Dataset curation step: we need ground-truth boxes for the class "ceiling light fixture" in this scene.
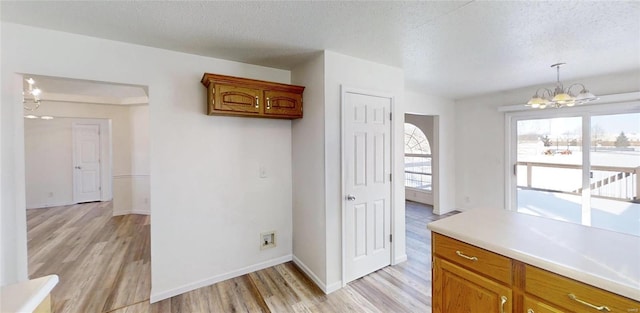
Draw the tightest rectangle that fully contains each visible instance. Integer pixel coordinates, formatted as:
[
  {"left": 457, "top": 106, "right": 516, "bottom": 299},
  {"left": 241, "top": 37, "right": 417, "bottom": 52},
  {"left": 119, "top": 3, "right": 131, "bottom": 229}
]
[
  {"left": 526, "top": 63, "right": 597, "bottom": 109},
  {"left": 23, "top": 77, "right": 43, "bottom": 111},
  {"left": 23, "top": 114, "right": 55, "bottom": 120}
]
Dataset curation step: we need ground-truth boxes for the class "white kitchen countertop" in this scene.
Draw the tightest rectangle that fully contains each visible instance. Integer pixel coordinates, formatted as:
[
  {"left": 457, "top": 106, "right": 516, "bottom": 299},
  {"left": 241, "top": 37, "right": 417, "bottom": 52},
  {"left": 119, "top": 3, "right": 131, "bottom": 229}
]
[
  {"left": 0, "top": 275, "right": 58, "bottom": 313},
  {"left": 427, "top": 209, "right": 640, "bottom": 301}
]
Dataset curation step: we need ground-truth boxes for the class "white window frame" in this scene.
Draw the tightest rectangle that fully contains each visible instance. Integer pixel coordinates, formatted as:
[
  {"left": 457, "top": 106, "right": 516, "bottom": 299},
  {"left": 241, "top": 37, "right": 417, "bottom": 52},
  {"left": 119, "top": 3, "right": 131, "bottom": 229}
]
[
  {"left": 504, "top": 99, "right": 640, "bottom": 222},
  {"left": 404, "top": 123, "right": 432, "bottom": 192}
]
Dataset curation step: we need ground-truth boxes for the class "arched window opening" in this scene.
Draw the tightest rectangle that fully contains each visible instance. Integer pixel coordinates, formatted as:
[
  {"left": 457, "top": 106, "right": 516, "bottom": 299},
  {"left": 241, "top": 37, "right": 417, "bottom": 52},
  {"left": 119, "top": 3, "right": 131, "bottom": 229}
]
[{"left": 404, "top": 123, "right": 432, "bottom": 191}]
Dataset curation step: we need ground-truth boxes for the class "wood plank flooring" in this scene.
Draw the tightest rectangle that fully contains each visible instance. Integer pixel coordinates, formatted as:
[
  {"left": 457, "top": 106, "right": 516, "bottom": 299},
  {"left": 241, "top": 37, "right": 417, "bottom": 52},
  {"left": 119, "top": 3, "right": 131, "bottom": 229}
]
[
  {"left": 27, "top": 202, "right": 151, "bottom": 313},
  {"left": 27, "top": 200, "right": 458, "bottom": 312}
]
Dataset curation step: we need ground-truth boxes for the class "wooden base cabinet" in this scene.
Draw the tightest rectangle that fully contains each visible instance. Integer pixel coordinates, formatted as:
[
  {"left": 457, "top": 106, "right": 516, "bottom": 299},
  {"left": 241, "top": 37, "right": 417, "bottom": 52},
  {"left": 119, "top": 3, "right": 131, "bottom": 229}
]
[
  {"left": 433, "top": 257, "right": 512, "bottom": 313},
  {"left": 201, "top": 73, "right": 304, "bottom": 119},
  {"left": 432, "top": 233, "right": 512, "bottom": 313},
  {"left": 432, "top": 233, "right": 640, "bottom": 313}
]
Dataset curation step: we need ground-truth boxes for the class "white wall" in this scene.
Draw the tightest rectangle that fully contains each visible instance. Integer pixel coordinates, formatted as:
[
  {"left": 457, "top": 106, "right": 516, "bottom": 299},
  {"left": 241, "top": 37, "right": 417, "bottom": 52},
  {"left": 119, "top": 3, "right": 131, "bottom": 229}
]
[
  {"left": 405, "top": 90, "right": 457, "bottom": 214},
  {"left": 131, "top": 105, "right": 150, "bottom": 214},
  {"left": 22, "top": 100, "right": 150, "bottom": 215},
  {"left": 290, "top": 53, "right": 327, "bottom": 290},
  {"left": 454, "top": 70, "right": 640, "bottom": 211},
  {"left": 24, "top": 117, "right": 111, "bottom": 208},
  {"left": 114, "top": 105, "right": 151, "bottom": 215},
  {"left": 324, "top": 51, "right": 406, "bottom": 288},
  {"left": 404, "top": 114, "right": 435, "bottom": 206},
  {"left": 25, "top": 118, "right": 75, "bottom": 208},
  {"left": 1, "top": 23, "right": 293, "bottom": 301}
]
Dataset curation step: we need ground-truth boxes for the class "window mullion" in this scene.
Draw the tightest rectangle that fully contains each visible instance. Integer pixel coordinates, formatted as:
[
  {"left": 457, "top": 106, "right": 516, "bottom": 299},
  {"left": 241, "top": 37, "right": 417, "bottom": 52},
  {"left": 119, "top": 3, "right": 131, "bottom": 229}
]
[{"left": 581, "top": 114, "right": 591, "bottom": 226}]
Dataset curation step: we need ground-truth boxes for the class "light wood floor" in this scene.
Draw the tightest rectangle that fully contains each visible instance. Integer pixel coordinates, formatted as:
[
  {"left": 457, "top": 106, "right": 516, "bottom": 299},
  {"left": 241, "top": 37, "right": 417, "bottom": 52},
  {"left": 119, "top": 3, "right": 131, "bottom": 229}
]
[
  {"left": 27, "top": 201, "right": 457, "bottom": 312},
  {"left": 27, "top": 201, "right": 151, "bottom": 313}
]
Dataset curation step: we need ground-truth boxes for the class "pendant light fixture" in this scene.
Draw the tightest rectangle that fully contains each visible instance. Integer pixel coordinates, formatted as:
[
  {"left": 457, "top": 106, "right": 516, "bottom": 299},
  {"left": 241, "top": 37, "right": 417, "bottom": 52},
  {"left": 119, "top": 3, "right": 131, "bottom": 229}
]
[
  {"left": 526, "top": 63, "right": 598, "bottom": 109},
  {"left": 23, "top": 77, "right": 43, "bottom": 111}
]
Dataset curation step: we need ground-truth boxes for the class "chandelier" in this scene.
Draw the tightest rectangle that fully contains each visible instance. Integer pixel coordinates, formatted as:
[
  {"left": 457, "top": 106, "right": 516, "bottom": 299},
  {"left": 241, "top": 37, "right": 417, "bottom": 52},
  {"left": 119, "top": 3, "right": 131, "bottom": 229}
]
[
  {"left": 526, "top": 63, "right": 597, "bottom": 109},
  {"left": 23, "top": 77, "right": 42, "bottom": 111}
]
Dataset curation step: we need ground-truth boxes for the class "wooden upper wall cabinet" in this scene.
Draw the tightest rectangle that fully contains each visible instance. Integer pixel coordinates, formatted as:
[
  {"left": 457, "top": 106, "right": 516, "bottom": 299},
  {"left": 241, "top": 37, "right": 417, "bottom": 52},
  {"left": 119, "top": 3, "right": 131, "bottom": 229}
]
[{"left": 201, "top": 73, "right": 304, "bottom": 119}]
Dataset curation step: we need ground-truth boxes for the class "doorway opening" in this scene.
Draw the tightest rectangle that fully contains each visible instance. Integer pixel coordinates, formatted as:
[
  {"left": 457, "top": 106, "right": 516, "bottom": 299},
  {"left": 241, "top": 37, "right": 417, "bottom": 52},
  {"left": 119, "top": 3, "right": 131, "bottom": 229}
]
[
  {"left": 22, "top": 74, "right": 152, "bottom": 312},
  {"left": 403, "top": 114, "right": 435, "bottom": 206}
]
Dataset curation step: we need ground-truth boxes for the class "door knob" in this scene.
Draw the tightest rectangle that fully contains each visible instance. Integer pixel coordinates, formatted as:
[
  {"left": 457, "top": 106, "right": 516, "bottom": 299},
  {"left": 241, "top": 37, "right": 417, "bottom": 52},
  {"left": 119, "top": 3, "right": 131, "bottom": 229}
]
[
  {"left": 346, "top": 195, "right": 356, "bottom": 201},
  {"left": 75, "top": 166, "right": 82, "bottom": 169}
]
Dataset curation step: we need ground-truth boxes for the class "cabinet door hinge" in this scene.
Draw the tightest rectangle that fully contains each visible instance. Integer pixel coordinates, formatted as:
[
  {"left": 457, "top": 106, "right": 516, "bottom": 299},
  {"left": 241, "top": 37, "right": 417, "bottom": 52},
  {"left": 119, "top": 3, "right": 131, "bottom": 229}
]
[
  {"left": 390, "top": 173, "right": 392, "bottom": 182},
  {"left": 390, "top": 234, "right": 393, "bottom": 243},
  {"left": 513, "top": 164, "right": 517, "bottom": 176},
  {"left": 389, "top": 112, "right": 392, "bottom": 121}
]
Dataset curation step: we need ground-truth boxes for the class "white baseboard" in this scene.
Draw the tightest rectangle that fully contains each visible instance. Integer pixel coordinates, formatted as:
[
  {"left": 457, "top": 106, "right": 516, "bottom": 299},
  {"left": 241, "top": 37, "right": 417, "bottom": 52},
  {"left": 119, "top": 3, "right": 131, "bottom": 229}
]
[
  {"left": 325, "top": 281, "right": 342, "bottom": 294},
  {"left": 27, "top": 201, "right": 75, "bottom": 209},
  {"left": 113, "top": 208, "right": 151, "bottom": 216},
  {"left": 292, "top": 255, "right": 343, "bottom": 294},
  {"left": 437, "top": 207, "right": 463, "bottom": 215},
  {"left": 292, "top": 255, "right": 326, "bottom": 293},
  {"left": 150, "top": 254, "right": 292, "bottom": 303},
  {"left": 393, "top": 254, "right": 408, "bottom": 265}
]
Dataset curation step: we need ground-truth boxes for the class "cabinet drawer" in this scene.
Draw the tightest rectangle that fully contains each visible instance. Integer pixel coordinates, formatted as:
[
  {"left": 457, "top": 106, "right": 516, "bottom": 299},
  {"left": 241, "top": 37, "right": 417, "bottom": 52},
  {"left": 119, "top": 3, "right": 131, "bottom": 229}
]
[
  {"left": 433, "top": 233, "right": 512, "bottom": 284},
  {"left": 526, "top": 265, "right": 640, "bottom": 313},
  {"left": 524, "top": 296, "right": 566, "bottom": 313}
]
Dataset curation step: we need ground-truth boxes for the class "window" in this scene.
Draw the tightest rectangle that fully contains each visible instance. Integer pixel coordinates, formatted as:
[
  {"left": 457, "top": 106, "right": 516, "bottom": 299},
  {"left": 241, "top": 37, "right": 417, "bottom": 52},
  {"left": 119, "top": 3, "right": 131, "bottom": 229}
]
[
  {"left": 404, "top": 123, "right": 432, "bottom": 191},
  {"left": 510, "top": 109, "right": 640, "bottom": 237}
]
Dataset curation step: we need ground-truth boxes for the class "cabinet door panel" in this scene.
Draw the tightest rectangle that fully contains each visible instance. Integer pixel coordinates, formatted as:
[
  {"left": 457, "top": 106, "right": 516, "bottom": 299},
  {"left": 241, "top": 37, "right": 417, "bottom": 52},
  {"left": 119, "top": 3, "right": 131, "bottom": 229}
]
[
  {"left": 215, "top": 84, "right": 261, "bottom": 114},
  {"left": 434, "top": 257, "right": 512, "bottom": 313},
  {"left": 524, "top": 297, "right": 567, "bottom": 313},
  {"left": 264, "top": 90, "right": 302, "bottom": 118}
]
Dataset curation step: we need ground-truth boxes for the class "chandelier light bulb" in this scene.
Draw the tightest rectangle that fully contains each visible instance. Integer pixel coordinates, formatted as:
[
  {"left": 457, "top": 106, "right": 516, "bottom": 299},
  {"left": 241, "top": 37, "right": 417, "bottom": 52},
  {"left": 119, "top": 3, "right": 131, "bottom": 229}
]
[
  {"left": 525, "top": 63, "right": 597, "bottom": 109},
  {"left": 23, "top": 77, "right": 43, "bottom": 110}
]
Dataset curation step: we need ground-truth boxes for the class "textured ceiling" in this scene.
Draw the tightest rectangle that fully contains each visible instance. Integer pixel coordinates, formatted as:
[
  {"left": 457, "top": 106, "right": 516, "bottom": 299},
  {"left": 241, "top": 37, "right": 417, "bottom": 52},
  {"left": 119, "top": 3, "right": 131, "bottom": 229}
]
[{"left": 2, "top": 1, "right": 639, "bottom": 99}]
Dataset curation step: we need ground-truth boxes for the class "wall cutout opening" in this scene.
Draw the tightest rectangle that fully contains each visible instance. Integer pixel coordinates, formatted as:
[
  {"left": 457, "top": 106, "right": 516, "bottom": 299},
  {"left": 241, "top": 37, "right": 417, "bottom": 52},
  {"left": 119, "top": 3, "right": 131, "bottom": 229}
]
[{"left": 404, "top": 114, "right": 436, "bottom": 206}]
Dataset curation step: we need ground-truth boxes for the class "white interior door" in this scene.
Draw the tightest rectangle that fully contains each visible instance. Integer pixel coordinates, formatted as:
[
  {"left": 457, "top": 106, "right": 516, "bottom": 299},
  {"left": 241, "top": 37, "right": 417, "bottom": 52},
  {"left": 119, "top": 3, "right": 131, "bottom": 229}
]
[
  {"left": 343, "top": 90, "right": 392, "bottom": 284},
  {"left": 73, "top": 122, "right": 102, "bottom": 203}
]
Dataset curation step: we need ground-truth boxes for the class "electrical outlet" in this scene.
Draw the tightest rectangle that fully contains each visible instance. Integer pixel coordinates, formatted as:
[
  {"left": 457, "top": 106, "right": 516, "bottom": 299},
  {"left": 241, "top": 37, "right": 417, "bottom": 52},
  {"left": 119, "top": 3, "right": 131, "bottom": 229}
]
[
  {"left": 259, "top": 165, "right": 267, "bottom": 178},
  {"left": 260, "top": 231, "right": 276, "bottom": 250}
]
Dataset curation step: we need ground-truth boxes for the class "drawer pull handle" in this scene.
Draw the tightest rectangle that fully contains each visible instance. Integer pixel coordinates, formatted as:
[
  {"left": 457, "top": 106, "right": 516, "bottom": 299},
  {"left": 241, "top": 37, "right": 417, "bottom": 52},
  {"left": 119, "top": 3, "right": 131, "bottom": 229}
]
[
  {"left": 255, "top": 96, "right": 259, "bottom": 108},
  {"left": 267, "top": 97, "right": 271, "bottom": 110},
  {"left": 568, "top": 293, "right": 611, "bottom": 312},
  {"left": 500, "top": 296, "right": 507, "bottom": 313},
  {"left": 527, "top": 309, "right": 534, "bottom": 313},
  {"left": 456, "top": 250, "right": 478, "bottom": 261}
]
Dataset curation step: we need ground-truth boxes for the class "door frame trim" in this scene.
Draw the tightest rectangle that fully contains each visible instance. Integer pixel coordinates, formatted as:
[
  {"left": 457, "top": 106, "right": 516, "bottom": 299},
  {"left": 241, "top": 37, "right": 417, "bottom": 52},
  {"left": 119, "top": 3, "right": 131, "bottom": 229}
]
[{"left": 340, "top": 85, "right": 395, "bottom": 288}]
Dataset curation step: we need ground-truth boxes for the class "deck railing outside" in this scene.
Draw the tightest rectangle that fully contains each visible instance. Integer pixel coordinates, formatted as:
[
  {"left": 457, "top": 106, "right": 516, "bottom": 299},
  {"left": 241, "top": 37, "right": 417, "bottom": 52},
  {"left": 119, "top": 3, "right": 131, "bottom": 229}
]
[
  {"left": 405, "top": 153, "right": 432, "bottom": 190},
  {"left": 516, "top": 161, "right": 640, "bottom": 202}
]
